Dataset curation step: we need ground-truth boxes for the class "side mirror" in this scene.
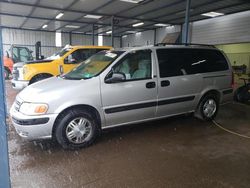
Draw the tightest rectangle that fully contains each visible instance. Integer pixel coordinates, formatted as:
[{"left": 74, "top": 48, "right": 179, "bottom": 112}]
[
  {"left": 105, "top": 72, "right": 126, "bottom": 83},
  {"left": 40, "top": 55, "right": 45, "bottom": 60}
]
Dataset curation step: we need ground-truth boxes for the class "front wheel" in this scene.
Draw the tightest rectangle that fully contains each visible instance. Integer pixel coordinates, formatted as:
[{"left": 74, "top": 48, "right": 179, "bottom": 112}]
[
  {"left": 195, "top": 94, "right": 219, "bottom": 121},
  {"left": 55, "top": 109, "right": 99, "bottom": 149},
  {"left": 4, "top": 68, "right": 10, "bottom": 80}
]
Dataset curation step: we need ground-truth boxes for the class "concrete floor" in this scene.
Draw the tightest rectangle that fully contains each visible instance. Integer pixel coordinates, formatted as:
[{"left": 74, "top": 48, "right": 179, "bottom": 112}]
[{"left": 6, "top": 81, "right": 250, "bottom": 188}]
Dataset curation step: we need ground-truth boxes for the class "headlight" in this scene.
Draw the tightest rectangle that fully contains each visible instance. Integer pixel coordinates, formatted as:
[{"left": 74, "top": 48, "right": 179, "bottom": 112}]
[{"left": 19, "top": 102, "right": 48, "bottom": 116}]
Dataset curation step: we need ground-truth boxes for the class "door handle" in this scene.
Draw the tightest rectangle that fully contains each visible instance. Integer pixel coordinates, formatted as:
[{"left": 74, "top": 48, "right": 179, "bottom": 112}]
[
  {"left": 161, "top": 80, "right": 170, "bottom": 87},
  {"left": 146, "top": 82, "right": 156, "bottom": 89}
]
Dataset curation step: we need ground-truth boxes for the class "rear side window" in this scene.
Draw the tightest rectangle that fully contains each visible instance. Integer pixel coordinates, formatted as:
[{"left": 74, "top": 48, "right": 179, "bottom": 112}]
[{"left": 156, "top": 49, "right": 228, "bottom": 78}]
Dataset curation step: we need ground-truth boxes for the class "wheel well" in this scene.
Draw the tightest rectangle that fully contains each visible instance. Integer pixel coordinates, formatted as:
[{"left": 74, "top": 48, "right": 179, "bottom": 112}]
[
  {"left": 4, "top": 66, "right": 10, "bottom": 73},
  {"left": 199, "top": 90, "right": 221, "bottom": 105},
  {"left": 52, "top": 105, "right": 101, "bottom": 140},
  {"left": 29, "top": 73, "right": 53, "bottom": 84}
]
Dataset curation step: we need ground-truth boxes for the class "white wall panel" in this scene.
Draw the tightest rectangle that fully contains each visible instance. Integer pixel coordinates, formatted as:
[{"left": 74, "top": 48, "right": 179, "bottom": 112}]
[
  {"left": 122, "top": 25, "right": 181, "bottom": 47},
  {"left": 191, "top": 11, "right": 250, "bottom": 44},
  {"left": 103, "top": 36, "right": 121, "bottom": 48}
]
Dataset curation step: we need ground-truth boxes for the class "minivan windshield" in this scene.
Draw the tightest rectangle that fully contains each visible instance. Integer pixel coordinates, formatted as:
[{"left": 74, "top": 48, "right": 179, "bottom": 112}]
[{"left": 63, "top": 50, "right": 124, "bottom": 80}]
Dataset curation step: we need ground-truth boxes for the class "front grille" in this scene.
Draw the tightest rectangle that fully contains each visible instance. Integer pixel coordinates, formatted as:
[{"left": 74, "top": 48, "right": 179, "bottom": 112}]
[{"left": 12, "top": 68, "right": 19, "bottom": 80}]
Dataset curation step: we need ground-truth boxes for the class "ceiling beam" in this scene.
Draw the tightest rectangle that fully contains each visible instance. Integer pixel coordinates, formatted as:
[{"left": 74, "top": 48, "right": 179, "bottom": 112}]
[
  {"left": 20, "top": 0, "right": 41, "bottom": 28},
  {"left": 165, "top": 1, "right": 250, "bottom": 23},
  {"left": 70, "top": 0, "right": 116, "bottom": 32},
  {"left": 0, "top": 12, "right": 155, "bottom": 31},
  {"left": 0, "top": 0, "right": 169, "bottom": 24}
]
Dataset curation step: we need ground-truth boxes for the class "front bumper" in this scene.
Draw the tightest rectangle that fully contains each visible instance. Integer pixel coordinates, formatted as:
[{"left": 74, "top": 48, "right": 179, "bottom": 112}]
[
  {"left": 10, "top": 105, "right": 58, "bottom": 140},
  {"left": 11, "top": 80, "right": 29, "bottom": 90}
]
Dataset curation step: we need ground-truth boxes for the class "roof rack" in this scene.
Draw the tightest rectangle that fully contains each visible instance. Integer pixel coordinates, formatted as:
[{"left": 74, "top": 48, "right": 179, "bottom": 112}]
[{"left": 155, "top": 43, "right": 216, "bottom": 48}]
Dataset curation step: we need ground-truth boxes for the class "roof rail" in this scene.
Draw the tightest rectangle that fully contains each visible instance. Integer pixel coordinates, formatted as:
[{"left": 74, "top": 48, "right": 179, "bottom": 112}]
[{"left": 155, "top": 43, "right": 216, "bottom": 48}]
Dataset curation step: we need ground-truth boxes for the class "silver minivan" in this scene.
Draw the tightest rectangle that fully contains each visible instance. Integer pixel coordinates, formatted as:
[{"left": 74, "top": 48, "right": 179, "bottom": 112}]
[{"left": 10, "top": 45, "right": 234, "bottom": 149}]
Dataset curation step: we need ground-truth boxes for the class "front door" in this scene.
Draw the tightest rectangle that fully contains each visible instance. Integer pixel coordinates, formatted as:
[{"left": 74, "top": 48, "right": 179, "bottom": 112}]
[{"left": 101, "top": 49, "right": 158, "bottom": 127}]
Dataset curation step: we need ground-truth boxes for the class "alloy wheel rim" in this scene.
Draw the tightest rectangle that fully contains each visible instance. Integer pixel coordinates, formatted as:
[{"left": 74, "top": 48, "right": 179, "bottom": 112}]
[
  {"left": 203, "top": 99, "right": 217, "bottom": 118},
  {"left": 66, "top": 117, "right": 92, "bottom": 144}
]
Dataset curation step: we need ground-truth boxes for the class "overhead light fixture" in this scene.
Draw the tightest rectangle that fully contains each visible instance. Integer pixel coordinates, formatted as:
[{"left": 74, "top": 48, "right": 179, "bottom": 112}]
[
  {"left": 106, "top": 30, "right": 112, "bottom": 34},
  {"left": 201, "top": 11, "right": 224, "bottom": 17},
  {"left": 126, "top": 31, "right": 136, "bottom": 34},
  {"left": 120, "top": 0, "right": 145, "bottom": 3},
  {"left": 154, "top": 23, "right": 169, "bottom": 27},
  {"left": 132, "top": 22, "right": 144, "bottom": 27},
  {"left": 122, "top": 35, "right": 127, "bottom": 38},
  {"left": 84, "top": 14, "right": 102, "bottom": 19},
  {"left": 56, "top": 12, "right": 64, "bottom": 19},
  {"left": 42, "top": 24, "right": 48, "bottom": 29},
  {"left": 136, "top": 32, "right": 141, "bottom": 35},
  {"left": 65, "top": 25, "right": 80, "bottom": 29}
]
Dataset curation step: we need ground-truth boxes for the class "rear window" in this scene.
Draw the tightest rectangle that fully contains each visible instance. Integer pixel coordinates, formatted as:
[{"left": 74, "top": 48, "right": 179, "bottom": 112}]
[{"left": 156, "top": 48, "right": 229, "bottom": 78}]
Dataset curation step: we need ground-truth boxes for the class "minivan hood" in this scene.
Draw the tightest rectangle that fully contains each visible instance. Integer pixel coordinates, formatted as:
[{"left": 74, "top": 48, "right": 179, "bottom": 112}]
[{"left": 18, "top": 77, "right": 95, "bottom": 103}]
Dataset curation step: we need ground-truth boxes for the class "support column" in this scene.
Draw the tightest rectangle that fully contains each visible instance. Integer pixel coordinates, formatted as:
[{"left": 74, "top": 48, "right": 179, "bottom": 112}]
[
  {"left": 111, "top": 16, "right": 114, "bottom": 47},
  {"left": 69, "top": 32, "right": 72, "bottom": 45},
  {"left": 0, "top": 26, "right": 11, "bottom": 188},
  {"left": 182, "top": 0, "right": 191, "bottom": 44},
  {"left": 92, "top": 24, "right": 95, "bottom": 45},
  {"left": 154, "top": 28, "right": 157, "bottom": 45}
]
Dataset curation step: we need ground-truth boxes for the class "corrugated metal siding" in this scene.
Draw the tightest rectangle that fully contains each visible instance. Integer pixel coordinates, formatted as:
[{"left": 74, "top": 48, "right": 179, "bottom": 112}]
[
  {"left": 191, "top": 11, "right": 250, "bottom": 44},
  {"left": 122, "top": 25, "right": 181, "bottom": 47},
  {"left": 2, "top": 28, "right": 119, "bottom": 58},
  {"left": 103, "top": 36, "right": 120, "bottom": 48}
]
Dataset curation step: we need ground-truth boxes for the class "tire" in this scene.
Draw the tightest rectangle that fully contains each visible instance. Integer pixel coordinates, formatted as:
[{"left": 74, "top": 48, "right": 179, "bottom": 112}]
[
  {"left": 29, "top": 74, "right": 52, "bottom": 85},
  {"left": 4, "top": 67, "right": 10, "bottom": 80},
  {"left": 195, "top": 94, "right": 219, "bottom": 121},
  {"left": 234, "top": 86, "right": 250, "bottom": 103},
  {"left": 55, "top": 109, "right": 99, "bottom": 149}
]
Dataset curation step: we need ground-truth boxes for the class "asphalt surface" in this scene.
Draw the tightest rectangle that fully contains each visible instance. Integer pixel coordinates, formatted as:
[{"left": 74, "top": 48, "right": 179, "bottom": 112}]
[{"left": 6, "top": 81, "right": 250, "bottom": 188}]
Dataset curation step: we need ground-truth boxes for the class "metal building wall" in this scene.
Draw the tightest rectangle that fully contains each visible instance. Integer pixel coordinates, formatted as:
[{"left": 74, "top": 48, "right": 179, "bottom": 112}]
[
  {"left": 2, "top": 28, "right": 120, "bottom": 59},
  {"left": 103, "top": 36, "right": 121, "bottom": 48},
  {"left": 2, "top": 28, "right": 62, "bottom": 58},
  {"left": 121, "top": 25, "right": 181, "bottom": 47},
  {"left": 191, "top": 11, "right": 250, "bottom": 44}
]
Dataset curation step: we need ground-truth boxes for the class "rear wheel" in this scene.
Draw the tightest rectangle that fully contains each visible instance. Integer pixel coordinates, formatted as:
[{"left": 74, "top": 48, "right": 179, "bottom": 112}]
[
  {"left": 195, "top": 94, "right": 219, "bottom": 121},
  {"left": 55, "top": 109, "right": 99, "bottom": 149}
]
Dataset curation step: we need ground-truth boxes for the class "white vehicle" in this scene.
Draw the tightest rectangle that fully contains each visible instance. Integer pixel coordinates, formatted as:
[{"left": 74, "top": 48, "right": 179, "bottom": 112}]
[{"left": 10, "top": 44, "right": 234, "bottom": 149}]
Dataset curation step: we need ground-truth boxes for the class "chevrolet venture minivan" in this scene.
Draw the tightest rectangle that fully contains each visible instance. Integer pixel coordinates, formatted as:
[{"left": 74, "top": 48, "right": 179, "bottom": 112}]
[{"left": 10, "top": 44, "right": 234, "bottom": 149}]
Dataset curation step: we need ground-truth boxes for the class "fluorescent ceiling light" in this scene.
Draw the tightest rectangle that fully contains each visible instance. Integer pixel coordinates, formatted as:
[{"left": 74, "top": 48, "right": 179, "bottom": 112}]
[
  {"left": 122, "top": 35, "right": 127, "bottom": 38},
  {"left": 106, "top": 30, "right": 112, "bottom": 34},
  {"left": 136, "top": 32, "right": 141, "bottom": 35},
  {"left": 42, "top": 24, "right": 48, "bottom": 29},
  {"left": 84, "top": 14, "right": 102, "bottom": 19},
  {"left": 126, "top": 31, "right": 137, "bottom": 33},
  {"left": 154, "top": 23, "right": 169, "bottom": 27},
  {"left": 56, "top": 12, "right": 64, "bottom": 19},
  {"left": 201, "top": 11, "right": 224, "bottom": 17},
  {"left": 65, "top": 25, "right": 80, "bottom": 29},
  {"left": 132, "top": 22, "right": 144, "bottom": 27},
  {"left": 120, "top": 0, "right": 145, "bottom": 3}
]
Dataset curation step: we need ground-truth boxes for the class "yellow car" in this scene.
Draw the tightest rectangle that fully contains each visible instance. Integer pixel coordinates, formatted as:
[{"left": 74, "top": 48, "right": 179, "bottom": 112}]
[{"left": 12, "top": 45, "right": 111, "bottom": 89}]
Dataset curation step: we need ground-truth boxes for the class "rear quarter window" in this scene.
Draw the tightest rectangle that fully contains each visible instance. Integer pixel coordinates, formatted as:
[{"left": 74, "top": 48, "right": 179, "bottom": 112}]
[{"left": 156, "top": 48, "right": 229, "bottom": 78}]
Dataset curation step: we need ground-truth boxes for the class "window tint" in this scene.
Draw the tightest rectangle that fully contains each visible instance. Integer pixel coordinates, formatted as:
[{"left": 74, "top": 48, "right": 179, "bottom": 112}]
[
  {"left": 113, "top": 50, "right": 152, "bottom": 80},
  {"left": 70, "top": 49, "right": 104, "bottom": 63},
  {"left": 156, "top": 49, "right": 228, "bottom": 78}
]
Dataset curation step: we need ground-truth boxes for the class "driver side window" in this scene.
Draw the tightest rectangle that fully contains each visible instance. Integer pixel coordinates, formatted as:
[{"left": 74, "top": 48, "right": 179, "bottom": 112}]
[{"left": 113, "top": 50, "right": 152, "bottom": 81}]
